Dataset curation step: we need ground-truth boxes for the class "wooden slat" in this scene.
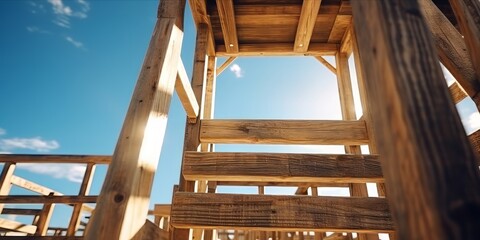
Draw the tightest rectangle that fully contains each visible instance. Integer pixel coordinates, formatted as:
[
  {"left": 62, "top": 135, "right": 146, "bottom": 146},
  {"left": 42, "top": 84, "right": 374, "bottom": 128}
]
[
  {"left": 200, "top": 120, "right": 369, "bottom": 145},
  {"left": 216, "top": 57, "right": 236, "bottom": 76},
  {"left": 0, "top": 218, "right": 37, "bottom": 234},
  {"left": 216, "top": 0, "right": 239, "bottom": 53},
  {"left": 314, "top": 56, "right": 336, "bottom": 74},
  {"left": 352, "top": 1, "right": 480, "bottom": 239},
  {"left": 0, "top": 154, "right": 111, "bottom": 164},
  {"left": 183, "top": 152, "right": 382, "bottom": 183},
  {"left": 449, "top": 81, "right": 469, "bottom": 104},
  {"left": 216, "top": 43, "right": 338, "bottom": 56},
  {"left": 0, "top": 195, "right": 97, "bottom": 204},
  {"left": 10, "top": 176, "right": 61, "bottom": 196},
  {"left": 420, "top": 0, "right": 480, "bottom": 107},
  {"left": 1, "top": 208, "right": 41, "bottom": 215},
  {"left": 176, "top": 59, "right": 200, "bottom": 122},
  {"left": 171, "top": 193, "right": 393, "bottom": 232},
  {"left": 148, "top": 204, "right": 171, "bottom": 217},
  {"left": 217, "top": 181, "right": 350, "bottom": 188},
  {"left": 294, "top": 0, "right": 322, "bottom": 52},
  {"left": 85, "top": 1, "right": 185, "bottom": 239},
  {"left": 67, "top": 163, "right": 96, "bottom": 236}
]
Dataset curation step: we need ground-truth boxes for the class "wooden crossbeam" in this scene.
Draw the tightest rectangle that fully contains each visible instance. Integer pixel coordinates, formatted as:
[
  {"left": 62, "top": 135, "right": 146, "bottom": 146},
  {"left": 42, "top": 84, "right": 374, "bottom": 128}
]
[
  {"left": 0, "top": 154, "right": 111, "bottom": 164},
  {"left": 216, "top": 0, "right": 239, "bottom": 53},
  {"left": 183, "top": 152, "right": 382, "bottom": 183},
  {"left": 294, "top": 0, "right": 322, "bottom": 52},
  {"left": 176, "top": 59, "right": 199, "bottom": 122},
  {"left": 148, "top": 204, "right": 171, "bottom": 217},
  {"left": 171, "top": 193, "right": 394, "bottom": 232},
  {"left": 0, "top": 218, "right": 37, "bottom": 235},
  {"left": 0, "top": 196, "right": 97, "bottom": 204},
  {"left": 10, "top": 176, "right": 61, "bottom": 196},
  {"left": 216, "top": 43, "right": 338, "bottom": 56},
  {"left": 1, "top": 208, "right": 41, "bottom": 216},
  {"left": 217, "top": 181, "right": 350, "bottom": 188},
  {"left": 314, "top": 56, "right": 336, "bottom": 74},
  {"left": 200, "top": 120, "right": 369, "bottom": 145},
  {"left": 216, "top": 57, "right": 237, "bottom": 76}
]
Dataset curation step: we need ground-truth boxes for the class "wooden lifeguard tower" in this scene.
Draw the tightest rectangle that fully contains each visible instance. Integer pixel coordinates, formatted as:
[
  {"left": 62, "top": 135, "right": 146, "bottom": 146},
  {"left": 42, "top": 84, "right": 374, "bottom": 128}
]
[{"left": 1, "top": 0, "right": 479, "bottom": 239}]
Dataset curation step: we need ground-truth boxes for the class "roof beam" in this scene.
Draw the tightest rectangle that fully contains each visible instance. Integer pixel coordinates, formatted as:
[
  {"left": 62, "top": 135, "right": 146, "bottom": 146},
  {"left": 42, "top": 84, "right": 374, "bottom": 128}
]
[
  {"left": 0, "top": 154, "right": 111, "bottom": 164},
  {"left": 294, "top": 0, "right": 322, "bottom": 52},
  {"left": 216, "top": 0, "right": 239, "bottom": 53},
  {"left": 216, "top": 43, "right": 338, "bottom": 56}
]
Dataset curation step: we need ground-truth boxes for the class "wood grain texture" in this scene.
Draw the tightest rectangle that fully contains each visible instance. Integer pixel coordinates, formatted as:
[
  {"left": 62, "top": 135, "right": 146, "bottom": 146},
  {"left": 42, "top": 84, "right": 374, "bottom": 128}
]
[
  {"left": 352, "top": 1, "right": 480, "bottom": 239},
  {"left": 188, "top": 0, "right": 215, "bottom": 56},
  {"left": 176, "top": 59, "right": 199, "bottom": 122},
  {"left": 420, "top": 0, "right": 480, "bottom": 107},
  {"left": 0, "top": 154, "right": 111, "bottom": 164},
  {"left": 216, "top": 43, "right": 338, "bottom": 56},
  {"left": 10, "top": 175, "right": 61, "bottom": 196},
  {"left": 216, "top": 0, "right": 239, "bottom": 53},
  {"left": 449, "top": 81, "right": 469, "bottom": 104},
  {"left": 0, "top": 195, "right": 97, "bottom": 204},
  {"left": 183, "top": 152, "right": 383, "bottom": 183},
  {"left": 132, "top": 220, "right": 168, "bottom": 240},
  {"left": 200, "top": 120, "right": 369, "bottom": 145},
  {"left": 67, "top": 163, "right": 95, "bottom": 236},
  {"left": 0, "top": 218, "right": 37, "bottom": 235},
  {"left": 85, "top": 1, "right": 185, "bottom": 239},
  {"left": 171, "top": 193, "right": 394, "bottom": 232},
  {"left": 294, "top": 0, "right": 322, "bottom": 52}
]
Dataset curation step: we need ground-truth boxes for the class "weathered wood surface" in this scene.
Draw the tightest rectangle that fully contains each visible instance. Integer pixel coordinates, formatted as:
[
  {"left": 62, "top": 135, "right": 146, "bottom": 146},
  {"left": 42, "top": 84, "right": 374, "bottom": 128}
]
[
  {"left": 0, "top": 218, "right": 37, "bottom": 234},
  {"left": 171, "top": 193, "right": 393, "bottom": 232},
  {"left": 188, "top": 0, "right": 215, "bottom": 56},
  {"left": 132, "top": 220, "right": 169, "bottom": 240},
  {"left": 200, "top": 120, "right": 369, "bottom": 145},
  {"left": 2, "top": 208, "right": 41, "bottom": 215},
  {"left": 85, "top": 1, "right": 185, "bottom": 239},
  {"left": 420, "top": 0, "right": 480, "bottom": 106},
  {"left": 449, "top": 81, "right": 469, "bottom": 104},
  {"left": 352, "top": 1, "right": 480, "bottom": 239},
  {"left": 216, "top": 43, "right": 338, "bottom": 56},
  {"left": 183, "top": 152, "right": 382, "bottom": 183},
  {"left": 11, "top": 176, "right": 61, "bottom": 196},
  {"left": 0, "top": 195, "right": 97, "bottom": 204},
  {"left": 176, "top": 59, "right": 199, "bottom": 122},
  {"left": 67, "top": 163, "right": 95, "bottom": 236},
  {"left": 216, "top": 0, "right": 239, "bottom": 53},
  {"left": 294, "top": 0, "right": 322, "bottom": 52},
  {"left": 0, "top": 154, "right": 111, "bottom": 164}
]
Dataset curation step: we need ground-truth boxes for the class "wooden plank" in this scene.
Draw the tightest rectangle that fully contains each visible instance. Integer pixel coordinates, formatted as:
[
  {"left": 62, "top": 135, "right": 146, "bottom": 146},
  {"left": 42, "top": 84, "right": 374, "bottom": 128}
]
[
  {"left": 200, "top": 120, "right": 369, "bottom": 145},
  {"left": 85, "top": 1, "right": 185, "bottom": 239},
  {"left": 449, "top": 81, "right": 469, "bottom": 104},
  {"left": 0, "top": 218, "right": 37, "bottom": 235},
  {"left": 294, "top": 0, "right": 322, "bottom": 52},
  {"left": 216, "top": 57, "right": 236, "bottom": 76},
  {"left": 2, "top": 208, "right": 41, "bottom": 215},
  {"left": 448, "top": 0, "right": 480, "bottom": 88},
  {"left": 176, "top": 59, "right": 200, "bottom": 122},
  {"left": 148, "top": 204, "right": 171, "bottom": 217},
  {"left": 0, "top": 237, "right": 83, "bottom": 240},
  {"left": 67, "top": 163, "right": 95, "bottom": 236},
  {"left": 171, "top": 193, "right": 393, "bottom": 232},
  {"left": 314, "top": 56, "right": 336, "bottom": 75},
  {"left": 217, "top": 181, "right": 350, "bottom": 188},
  {"left": 35, "top": 200, "right": 55, "bottom": 235},
  {"left": 0, "top": 196, "right": 97, "bottom": 204},
  {"left": 339, "top": 25, "right": 353, "bottom": 54},
  {"left": 328, "top": 15, "right": 352, "bottom": 44},
  {"left": 10, "top": 176, "right": 61, "bottom": 196},
  {"left": 0, "top": 163, "right": 15, "bottom": 213},
  {"left": 0, "top": 154, "right": 111, "bottom": 164},
  {"left": 216, "top": 0, "right": 239, "bottom": 53},
  {"left": 183, "top": 152, "right": 382, "bottom": 183},
  {"left": 216, "top": 43, "right": 338, "bottom": 56},
  {"left": 420, "top": 0, "right": 480, "bottom": 107},
  {"left": 132, "top": 220, "right": 168, "bottom": 240},
  {"left": 352, "top": 1, "right": 480, "bottom": 239},
  {"left": 188, "top": 0, "right": 215, "bottom": 56}
]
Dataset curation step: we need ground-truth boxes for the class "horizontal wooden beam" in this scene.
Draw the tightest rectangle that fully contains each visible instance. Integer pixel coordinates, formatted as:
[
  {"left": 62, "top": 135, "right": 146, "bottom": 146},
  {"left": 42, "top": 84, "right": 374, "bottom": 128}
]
[
  {"left": 1, "top": 208, "right": 41, "bottom": 215},
  {"left": 200, "top": 120, "right": 369, "bottom": 145},
  {"left": 11, "top": 175, "right": 62, "bottom": 196},
  {"left": 0, "top": 218, "right": 37, "bottom": 234},
  {"left": 0, "top": 154, "right": 111, "bottom": 164},
  {"left": 216, "top": 43, "right": 338, "bottom": 56},
  {"left": 176, "top": 59, "right": 200, "bottom": 122},
  {"left": 183, "top": 152, "right": 382, "bottom": 183},
  {"left": 216, "top": 181, "right": 350, "bottom": 188},
  {"left": 0, "top": 195, "right": 97, "bottom": 204},
  {"left": 171, "top": 193, "right": 393, "bottom": 232},
  {"left": 148, "top": 204, "right": 171, "bottom": 216}
]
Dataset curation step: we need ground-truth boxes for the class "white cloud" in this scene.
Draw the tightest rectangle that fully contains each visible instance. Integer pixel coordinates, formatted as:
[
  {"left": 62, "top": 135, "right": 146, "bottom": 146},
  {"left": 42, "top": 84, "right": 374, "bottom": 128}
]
[
  {"left": 65, "top": 36, "right": 84, "bottom": 48},
  {"left": 18, "top": 163, "right": 86, "bottom": 183},
  {"left": 462, "top": 112, "right": 480, "bottom": 134},
  {"left": 0, "top": 152, "right": 12, "bottom": 154},
  {"left": 0, "top": 128, "right": 5, "bottom": 136},
  {"left": 26, "top": 26, "right": 50, "bottom": 34},
  {"left": 47, "top": 0, "right": 90, "bottom": 28},
  {"left": 0, "top": 137, "right": 59, "bottom": 152},
  {"left": 229, "top": 64, "right": 243, "bottom": 78}
]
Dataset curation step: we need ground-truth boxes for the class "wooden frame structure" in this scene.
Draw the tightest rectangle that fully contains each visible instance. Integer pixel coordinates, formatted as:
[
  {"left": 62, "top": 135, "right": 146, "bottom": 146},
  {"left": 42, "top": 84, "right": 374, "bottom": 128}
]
[{"left": 1, "top": 0, "right": 479, "bottom": 239}]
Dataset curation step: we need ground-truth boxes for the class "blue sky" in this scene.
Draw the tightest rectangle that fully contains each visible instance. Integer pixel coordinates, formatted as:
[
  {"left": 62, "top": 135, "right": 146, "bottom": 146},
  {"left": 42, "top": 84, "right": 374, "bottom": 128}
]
[{"left": 0, "top": 0, "right": 479, "bottom": 236}]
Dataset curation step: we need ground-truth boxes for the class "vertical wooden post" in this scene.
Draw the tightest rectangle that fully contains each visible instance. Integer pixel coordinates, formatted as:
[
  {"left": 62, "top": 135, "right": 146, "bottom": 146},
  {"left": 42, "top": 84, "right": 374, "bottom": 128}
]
[
  {"left": 0, "top": 163, "right": 16, "bottom": 214},
  {"left": 67, "top": 163, "right": 95, "bottom": 236},
  {"left": 35, "top": 193, "right": 55, "bottom": 236},
  {"left": 352, "top": 1, "right": 480, "bottom": 239},
  {"left": 448, "top": 0, "right": 480, "bottom": 82},
  {"left": 85, "top": 1, "right": 185, "bottom": 239},
  {"left": 173, "top": 23, "right": 210, "bottom": 240}
]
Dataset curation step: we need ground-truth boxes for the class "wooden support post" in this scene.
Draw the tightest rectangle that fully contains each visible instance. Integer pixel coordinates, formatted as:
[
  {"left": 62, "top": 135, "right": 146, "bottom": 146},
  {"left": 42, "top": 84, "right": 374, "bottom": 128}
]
[
  {"left": 67, "top": 163, "right": 95, "bottom": 236},
  {"left": 84, "top": 1, "right": 185, "bottom": 239},
  {"left": 0, "top": 163, "right": 15, "bottom": 213},
  {"left": 448, "top": 0, "right": 480, "bottom": 86},
  {"left": 173, "top": 23, "right": 210, "bottom": 240},
  {"left": 35, "top": 193, "right": 55, "bottom": 236},
  {"left": 352, "top": 1, "right": 480, "bottom": 239}
]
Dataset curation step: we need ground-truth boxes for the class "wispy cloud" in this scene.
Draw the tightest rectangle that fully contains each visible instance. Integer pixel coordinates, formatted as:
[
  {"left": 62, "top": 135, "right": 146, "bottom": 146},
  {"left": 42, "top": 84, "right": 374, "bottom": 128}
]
[
  {"left": 65, "top": 36, "right": 84, "bottom": 48},
  {"left": 29, "top": 1, "right": 46, "bottom": 14},
  {"left": 47, "top": 0, "right": 90, "bottom": 28},
  {"left": 229, "top": 64, "right": 244, "bottom": 78},
  {"left": 0, "top": 137, "right": 59, "bottom": 152},
  {"left": 0, "top": 128, "right": 5, "bottom": 136},
  {"left": 18, "top": 163, "right": 86, "bottom": 183},
  {"left": 26, "top": 26, "right": 50, "bottom": 34}
]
